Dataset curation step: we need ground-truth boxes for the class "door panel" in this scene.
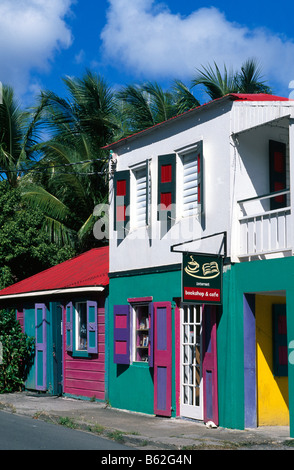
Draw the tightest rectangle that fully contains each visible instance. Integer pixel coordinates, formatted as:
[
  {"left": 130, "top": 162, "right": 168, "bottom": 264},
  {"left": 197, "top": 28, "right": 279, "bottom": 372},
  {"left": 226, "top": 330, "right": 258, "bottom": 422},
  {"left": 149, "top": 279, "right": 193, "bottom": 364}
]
[
  {"left": 180, "top": 304, "right": 203, "bottom": 420},
  {"left": 153, "top": 302, "right": 172, "bottom": 417},
  {"left": 35, "top": 304, "right": 47, "bottom": 391},
  {"left": 202, "top": 305, "right": 218, "bottom": 425}
]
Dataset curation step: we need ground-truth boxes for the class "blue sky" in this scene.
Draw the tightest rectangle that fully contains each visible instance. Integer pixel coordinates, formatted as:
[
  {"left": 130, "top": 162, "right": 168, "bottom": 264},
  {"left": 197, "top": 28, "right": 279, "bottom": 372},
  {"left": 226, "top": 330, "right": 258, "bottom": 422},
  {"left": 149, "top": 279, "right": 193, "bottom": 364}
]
[{"left": 1, "top": 0, "right": 294, "bottom": 106}]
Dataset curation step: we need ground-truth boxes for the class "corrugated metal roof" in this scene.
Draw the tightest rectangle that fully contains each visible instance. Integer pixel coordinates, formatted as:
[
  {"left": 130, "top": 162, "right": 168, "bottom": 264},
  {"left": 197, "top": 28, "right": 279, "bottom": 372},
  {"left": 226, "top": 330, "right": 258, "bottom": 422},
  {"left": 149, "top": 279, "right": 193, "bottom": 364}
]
[
  {"left": 103, "top": 93, "right": 291, "bottom": 151},
  {"left": 0, "top": 246, "right": 109, "bottom": 297}
]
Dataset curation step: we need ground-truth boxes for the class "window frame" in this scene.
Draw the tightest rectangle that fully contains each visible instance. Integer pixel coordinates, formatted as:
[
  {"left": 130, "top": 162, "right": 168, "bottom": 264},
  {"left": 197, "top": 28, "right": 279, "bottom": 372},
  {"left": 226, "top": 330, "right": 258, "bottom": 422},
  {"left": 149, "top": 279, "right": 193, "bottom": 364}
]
[
  {"left": 65, "top": 299, "right": 98, "bottom": 358},
  {"left": 131, "top": 301, "right": 151, "bottom": 364},
  {"left": 130, "top": 160, "right": 151, "bottom": 230},
  {"left": 176, "top": 140, "right": 203, "bottom": 220}
]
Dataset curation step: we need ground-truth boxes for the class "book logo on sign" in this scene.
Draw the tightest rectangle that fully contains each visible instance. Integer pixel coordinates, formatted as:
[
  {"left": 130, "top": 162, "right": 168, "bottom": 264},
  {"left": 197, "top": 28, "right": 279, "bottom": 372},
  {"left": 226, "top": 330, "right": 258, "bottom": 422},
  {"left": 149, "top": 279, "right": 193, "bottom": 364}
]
[{"left": 184, "top": 255, "right": 220, "bottom": 280}]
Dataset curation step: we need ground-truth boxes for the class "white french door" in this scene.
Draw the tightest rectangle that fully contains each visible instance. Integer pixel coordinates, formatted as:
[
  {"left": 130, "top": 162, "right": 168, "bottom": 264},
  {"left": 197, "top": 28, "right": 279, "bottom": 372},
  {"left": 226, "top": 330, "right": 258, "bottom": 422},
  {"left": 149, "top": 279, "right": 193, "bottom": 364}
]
[{"left": 180, "top": 304, "right": 203, "bottom": 420}]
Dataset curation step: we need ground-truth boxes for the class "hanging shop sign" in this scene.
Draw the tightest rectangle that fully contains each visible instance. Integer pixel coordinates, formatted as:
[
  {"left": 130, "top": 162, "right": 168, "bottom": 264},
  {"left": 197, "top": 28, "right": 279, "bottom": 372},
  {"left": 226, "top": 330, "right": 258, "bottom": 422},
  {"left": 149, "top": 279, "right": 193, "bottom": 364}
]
[{"left": 182, "top": 252, "right": 223, "bottom": 305}]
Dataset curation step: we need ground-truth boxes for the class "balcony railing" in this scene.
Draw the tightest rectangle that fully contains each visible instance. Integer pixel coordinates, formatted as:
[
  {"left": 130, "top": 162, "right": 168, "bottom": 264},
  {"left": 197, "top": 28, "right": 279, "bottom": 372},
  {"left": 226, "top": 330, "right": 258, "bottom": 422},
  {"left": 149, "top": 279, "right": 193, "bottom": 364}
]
[{"left": 238, "top": 189, "right": 291, "bottom": 258}]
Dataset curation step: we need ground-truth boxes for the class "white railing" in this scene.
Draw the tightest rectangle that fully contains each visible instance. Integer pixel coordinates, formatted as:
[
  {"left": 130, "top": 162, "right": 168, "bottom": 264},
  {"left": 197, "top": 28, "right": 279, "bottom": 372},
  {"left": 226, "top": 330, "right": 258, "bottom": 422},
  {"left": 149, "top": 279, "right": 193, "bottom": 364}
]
[{"left": 238, "top": 190, "right": 291, "bottom": 257}]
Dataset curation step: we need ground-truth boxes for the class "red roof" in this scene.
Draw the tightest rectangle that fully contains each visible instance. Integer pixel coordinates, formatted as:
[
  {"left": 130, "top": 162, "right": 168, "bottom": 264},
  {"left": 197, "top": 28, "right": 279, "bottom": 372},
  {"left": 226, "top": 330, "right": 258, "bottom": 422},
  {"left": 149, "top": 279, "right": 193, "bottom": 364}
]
[
  {"left": 0, "top": 246, "right": 109, "bottom": 297},
  {"left": 103, "top": 93, "right": 291, "bottom": 150}
]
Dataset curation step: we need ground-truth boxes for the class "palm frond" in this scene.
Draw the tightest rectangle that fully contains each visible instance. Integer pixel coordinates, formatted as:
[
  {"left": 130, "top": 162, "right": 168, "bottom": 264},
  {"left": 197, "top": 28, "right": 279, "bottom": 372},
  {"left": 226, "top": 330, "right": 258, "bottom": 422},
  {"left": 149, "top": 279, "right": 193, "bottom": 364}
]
[
  {"left": 172, "top": 80, "right": 200, "bottom": 114},
  {"left": 192, "top": 62, "right": 237, "bottom": 99}
]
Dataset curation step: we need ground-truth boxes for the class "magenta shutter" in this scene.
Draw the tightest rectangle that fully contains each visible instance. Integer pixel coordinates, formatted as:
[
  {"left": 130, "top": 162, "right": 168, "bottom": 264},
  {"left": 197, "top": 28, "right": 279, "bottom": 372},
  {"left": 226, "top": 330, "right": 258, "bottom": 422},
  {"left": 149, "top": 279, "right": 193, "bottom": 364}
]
[
  {"left": 148, "top": 302, "right": 154, "bottom": 367},
  {"left": 113, "top": 305, "right": 130, "bottom": 364},
  {"left": 202, "top": 305, "right": 219, "bottom": 425},
  {"left": 153, "top": 302, "right": 172, "bottom": 416},
  {"left": 87, "top": 301, "right": 98, "bottom": 354}
]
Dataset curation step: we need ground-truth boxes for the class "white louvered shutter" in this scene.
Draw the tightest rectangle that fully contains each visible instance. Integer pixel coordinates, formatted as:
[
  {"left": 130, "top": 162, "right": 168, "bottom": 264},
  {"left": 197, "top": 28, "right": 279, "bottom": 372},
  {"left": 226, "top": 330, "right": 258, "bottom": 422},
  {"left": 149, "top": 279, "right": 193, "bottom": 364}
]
[
  {"left": 135, "top": 166, "right": 147, "bottom": 227},
  {"left": 183, "top": 153, "right": 198, "bottom": 217}
]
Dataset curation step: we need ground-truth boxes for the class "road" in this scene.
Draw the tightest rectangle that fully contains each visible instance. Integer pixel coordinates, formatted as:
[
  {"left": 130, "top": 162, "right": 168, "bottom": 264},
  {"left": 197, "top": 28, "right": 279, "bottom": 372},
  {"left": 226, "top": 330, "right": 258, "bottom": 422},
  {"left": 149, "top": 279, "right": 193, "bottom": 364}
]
[{"left": 0, "top": 411, "right": 133, "bottom": 450}]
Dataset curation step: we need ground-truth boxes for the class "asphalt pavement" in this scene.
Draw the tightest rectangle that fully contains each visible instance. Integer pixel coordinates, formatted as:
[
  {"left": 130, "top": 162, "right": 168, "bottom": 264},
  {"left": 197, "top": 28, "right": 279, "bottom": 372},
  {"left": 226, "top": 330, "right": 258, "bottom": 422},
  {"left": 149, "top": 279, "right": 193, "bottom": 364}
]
[{"left": 0, "top": 391, "right": 293, "bottom": 450}]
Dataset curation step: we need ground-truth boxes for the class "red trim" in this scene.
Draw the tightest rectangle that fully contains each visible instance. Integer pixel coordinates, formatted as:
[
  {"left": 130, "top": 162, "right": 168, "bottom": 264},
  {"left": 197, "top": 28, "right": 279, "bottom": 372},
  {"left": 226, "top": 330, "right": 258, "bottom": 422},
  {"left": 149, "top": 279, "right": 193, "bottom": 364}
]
[
  {"left": 127, "top": 296, "right": 153, "bottom": 303},
  {"left": 103, "top": 94, "right": 290, "bottom": 151}
]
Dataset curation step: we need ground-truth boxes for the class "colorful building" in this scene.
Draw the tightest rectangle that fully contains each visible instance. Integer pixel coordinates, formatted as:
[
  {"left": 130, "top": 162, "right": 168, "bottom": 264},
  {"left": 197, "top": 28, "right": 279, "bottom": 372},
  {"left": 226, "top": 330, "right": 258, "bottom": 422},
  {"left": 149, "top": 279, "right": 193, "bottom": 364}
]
[
  {"left": 105, "top": 92, "right": 294, "bottom": 435},
  {"left": 0, "top": 247, "right": 108, "bottom": 401}
]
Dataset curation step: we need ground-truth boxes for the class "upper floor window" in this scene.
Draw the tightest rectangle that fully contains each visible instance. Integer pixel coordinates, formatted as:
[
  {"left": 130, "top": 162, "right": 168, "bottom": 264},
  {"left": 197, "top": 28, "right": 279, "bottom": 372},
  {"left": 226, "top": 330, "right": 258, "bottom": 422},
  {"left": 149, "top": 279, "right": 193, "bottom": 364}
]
[
  {"left": 132, "top": 161, "right": 150, "bottom": 229},
  {"left": 75, "top": 301, "right": 87, "bottom": 351},
  {"left": 181, "top": 151, "right": 201, "bottom": 218}
]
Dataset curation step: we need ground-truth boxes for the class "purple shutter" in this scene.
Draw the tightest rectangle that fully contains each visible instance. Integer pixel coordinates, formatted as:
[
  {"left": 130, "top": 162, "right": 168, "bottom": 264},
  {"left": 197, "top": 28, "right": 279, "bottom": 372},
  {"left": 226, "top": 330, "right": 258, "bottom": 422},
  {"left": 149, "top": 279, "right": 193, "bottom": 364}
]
[
  {"left": 148, "top": 302, "right": 154, "bottom": 367},
  {"left": 113, "top": 305, "right": 130, "bottom": 364},
  {"left": 87, "top": 301, "right": 98, "bottom": 354},
  {"left": 203, "top": 305, "right": 219, "bottom": 425},
  {"left": 65, "top": 302, "right": 73, "bottom": 352},
  {"left": 35, "top": 303, "right": 47, "bottom": 391}
]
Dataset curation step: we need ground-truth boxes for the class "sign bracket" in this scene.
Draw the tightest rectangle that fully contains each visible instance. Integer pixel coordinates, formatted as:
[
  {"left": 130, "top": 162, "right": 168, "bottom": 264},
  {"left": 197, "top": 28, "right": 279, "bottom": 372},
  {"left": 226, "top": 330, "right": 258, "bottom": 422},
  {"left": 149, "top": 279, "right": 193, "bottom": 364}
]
[{"left": 170, "top": 231, "right": 227, "bottom": 260}]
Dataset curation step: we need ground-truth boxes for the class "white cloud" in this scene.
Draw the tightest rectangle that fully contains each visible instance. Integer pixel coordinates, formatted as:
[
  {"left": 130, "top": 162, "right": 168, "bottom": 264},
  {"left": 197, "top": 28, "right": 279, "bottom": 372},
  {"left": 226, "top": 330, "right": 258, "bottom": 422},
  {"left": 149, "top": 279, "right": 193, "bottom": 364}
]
[
  {"left": 101, "top": 0, "right": 294, "bottom": 95},
  {"left": 0, "top": 0, "right": 74, "bottom": 97}
]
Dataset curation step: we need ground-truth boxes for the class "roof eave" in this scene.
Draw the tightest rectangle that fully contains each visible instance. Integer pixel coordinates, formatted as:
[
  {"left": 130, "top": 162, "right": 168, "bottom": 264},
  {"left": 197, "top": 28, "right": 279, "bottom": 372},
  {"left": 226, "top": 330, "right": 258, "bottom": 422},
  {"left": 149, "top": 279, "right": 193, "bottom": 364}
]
[
  {"left": 0, "top": 285, "right": 106, "bottom": 301},
  {"left": 103, "top": 94, "right": 234, "bottom": 151}
]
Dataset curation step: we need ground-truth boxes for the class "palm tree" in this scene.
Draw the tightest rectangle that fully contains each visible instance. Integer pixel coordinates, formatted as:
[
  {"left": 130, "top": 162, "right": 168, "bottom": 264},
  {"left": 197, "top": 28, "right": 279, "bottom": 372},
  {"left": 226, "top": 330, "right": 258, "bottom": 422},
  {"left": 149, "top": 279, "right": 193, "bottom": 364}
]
[
  {"left": 192, "top": 59, "right": 271, "bottom": 100},
  {"left": 20, "top": 71, "right": 119, "bottom": 249},
  {"left": 235, "top": 59, "right": 272, "bottom": 94},
  {"left": 0, "top": 85, "right": 43, "bottom": 187},
  {"left": 172, "top": 80, "right": 200, "bottom": 114},
  {"left": 116, "top": 81, "right": 179, "bottom": 136}
]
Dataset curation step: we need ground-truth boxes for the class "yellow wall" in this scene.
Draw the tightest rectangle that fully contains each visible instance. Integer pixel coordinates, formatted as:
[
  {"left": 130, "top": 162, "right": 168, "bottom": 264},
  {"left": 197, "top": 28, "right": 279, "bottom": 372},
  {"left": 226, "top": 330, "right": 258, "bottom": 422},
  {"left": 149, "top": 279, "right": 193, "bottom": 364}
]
[{"left": 256, "top": 295, "right": 289, "bottom": 426}]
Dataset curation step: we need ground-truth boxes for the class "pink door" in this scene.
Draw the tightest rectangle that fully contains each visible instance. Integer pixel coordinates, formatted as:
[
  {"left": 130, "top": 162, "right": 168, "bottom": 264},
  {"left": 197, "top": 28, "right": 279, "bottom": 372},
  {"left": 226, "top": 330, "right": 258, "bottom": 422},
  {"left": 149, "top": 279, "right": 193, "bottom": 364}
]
[
  {"left": 153, "top": 302, "right": 172, "bottom": 416},
  {"left": 202, "top": 305, "right": 219, "bottom": 425}
]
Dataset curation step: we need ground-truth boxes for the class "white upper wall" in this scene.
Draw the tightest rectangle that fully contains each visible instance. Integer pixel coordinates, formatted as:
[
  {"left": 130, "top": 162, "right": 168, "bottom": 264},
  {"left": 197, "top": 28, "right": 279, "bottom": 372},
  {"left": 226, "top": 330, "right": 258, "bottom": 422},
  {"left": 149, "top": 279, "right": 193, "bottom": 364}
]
[{"left": 107, "top": 97, "right": 294, "bottom": 273}]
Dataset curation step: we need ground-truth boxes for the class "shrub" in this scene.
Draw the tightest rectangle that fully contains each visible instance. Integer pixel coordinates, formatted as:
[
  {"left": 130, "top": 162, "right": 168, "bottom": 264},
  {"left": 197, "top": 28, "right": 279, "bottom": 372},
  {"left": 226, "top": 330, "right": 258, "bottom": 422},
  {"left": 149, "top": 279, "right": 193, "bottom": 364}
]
[{"left": 0, "top": 309, "right": 35, "bottom": 393}]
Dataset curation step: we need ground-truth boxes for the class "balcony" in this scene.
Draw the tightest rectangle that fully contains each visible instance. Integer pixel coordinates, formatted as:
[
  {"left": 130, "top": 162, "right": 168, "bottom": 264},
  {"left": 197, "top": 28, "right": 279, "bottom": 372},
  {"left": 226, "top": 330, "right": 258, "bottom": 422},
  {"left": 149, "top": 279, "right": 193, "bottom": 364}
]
[{"left": 237, "top": 189, "right": 291, "bottom": 258}]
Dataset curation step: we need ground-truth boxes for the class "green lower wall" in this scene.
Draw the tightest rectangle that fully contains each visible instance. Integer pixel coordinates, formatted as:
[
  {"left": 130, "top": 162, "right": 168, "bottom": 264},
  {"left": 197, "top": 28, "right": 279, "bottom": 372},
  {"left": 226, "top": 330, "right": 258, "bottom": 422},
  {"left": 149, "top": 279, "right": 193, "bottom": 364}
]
[
  {"left": 109, "top": 256, "right": 294, "bottom": 435},
  {"left": 218, "top": 257, "right": 294, "bottom": 435},
  {"left": 108, "top": 269, "right": 181, "bottom": 415}
]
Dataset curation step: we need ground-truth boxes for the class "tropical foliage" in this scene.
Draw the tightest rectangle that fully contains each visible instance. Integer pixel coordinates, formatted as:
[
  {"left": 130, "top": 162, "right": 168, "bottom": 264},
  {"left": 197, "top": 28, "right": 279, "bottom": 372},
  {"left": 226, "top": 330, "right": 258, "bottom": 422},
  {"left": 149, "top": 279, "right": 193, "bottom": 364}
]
[
  {"left": 192, "top": 58, "right": 272, "bottom": 99},
  {"left": 0, "top": 59, "right": 272, "bottom": 284},
  {"left": 20, "top": 71, "right": 119, "bottom": 250},
  {"left": 0, "top": 308, "right": 35, "bottom": 393}
]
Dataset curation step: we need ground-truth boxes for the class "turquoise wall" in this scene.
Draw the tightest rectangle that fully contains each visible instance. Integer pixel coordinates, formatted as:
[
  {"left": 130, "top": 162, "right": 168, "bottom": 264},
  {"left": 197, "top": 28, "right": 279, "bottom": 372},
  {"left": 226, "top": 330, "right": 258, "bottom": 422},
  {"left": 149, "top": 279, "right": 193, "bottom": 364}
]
[
  {"left": 108, "top": 269, "right": 181, "bottom": 415},
  {"left": 218, "top": 257, "right": 294, "bottom": 436}
]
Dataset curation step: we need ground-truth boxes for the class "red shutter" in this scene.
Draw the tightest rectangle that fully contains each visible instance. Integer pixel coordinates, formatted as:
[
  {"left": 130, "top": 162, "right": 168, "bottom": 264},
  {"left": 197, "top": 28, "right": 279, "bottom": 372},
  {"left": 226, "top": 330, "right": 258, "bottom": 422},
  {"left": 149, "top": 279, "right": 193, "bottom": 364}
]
[
  {"left": 157, "top": 154, "right": 176, "bottom": 219},
  {"left": 114, "top": 170, "right": 130, "bottom": 235},
  {"left": 269, "top": 140, "right": 287, "bottom": 209},
  {"left": 273, "top": 304, "right": 287, "bottom": 377}
]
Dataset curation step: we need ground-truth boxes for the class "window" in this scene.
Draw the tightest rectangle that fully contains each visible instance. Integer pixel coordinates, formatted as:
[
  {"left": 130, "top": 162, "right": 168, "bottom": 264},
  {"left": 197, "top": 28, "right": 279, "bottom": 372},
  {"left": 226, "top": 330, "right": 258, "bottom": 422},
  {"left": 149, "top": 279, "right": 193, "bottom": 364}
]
[
  {"left": 132, "top": 304, "right": 150, "bottom": 362},
  {"left": 182, "top": 152, "right": 200, "bottom": 217},
  {"left": 132, "top": 162, "right": 151, "bottom": 228},
  {"left": 65, "top": 300, "right": 98, "bottom": 356},
  {"left": 113, "top": 300, "right": 154, "bottom": 366},
  {"left": 75, "top": 302, "right": 87, "bottom": 351},
  {"left": 113, "top": 300, "right": 172, "bottom": 368},
  {"left": 178, "top": 141, "right": 203, "bottom": 218}
]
